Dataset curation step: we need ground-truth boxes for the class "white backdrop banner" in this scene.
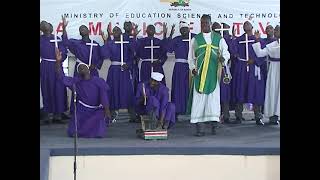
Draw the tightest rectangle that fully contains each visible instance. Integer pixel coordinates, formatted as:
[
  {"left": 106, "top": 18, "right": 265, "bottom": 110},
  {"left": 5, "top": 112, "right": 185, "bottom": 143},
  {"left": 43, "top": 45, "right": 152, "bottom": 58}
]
[{"left": 40, "top": 0, "right": 280, "bottom": 45}]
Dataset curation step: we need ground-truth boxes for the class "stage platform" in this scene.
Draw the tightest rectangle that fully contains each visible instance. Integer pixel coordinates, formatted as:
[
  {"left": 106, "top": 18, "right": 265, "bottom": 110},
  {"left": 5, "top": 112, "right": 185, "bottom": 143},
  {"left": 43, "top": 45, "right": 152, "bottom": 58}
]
[{"left": 40, "top": 114, "right": 280, "bottom": 180}]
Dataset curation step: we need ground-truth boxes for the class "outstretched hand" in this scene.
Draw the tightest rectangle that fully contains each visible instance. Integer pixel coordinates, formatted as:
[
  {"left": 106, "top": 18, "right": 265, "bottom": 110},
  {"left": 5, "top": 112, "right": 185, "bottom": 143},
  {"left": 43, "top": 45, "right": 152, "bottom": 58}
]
[
  {"left": 254, "top": 30, "right": 261, "bottom": 39},
  {"left": 132, "top": 23, "right": 141, "bottom": 37},
  {"left": 61, "top": 15, "right": 68, "bottom": 30},
  {"left": 107, "top": 22, "right": 112, "bottom": 35},
  {"left": 163, "top": 22, "right": 168, "bottom": 35},
  {"left": 170, "top": 24, "right": 175, "bottom": 37},
  {"left": 101, "top": 31, "right": 107, "bottom": 42}
]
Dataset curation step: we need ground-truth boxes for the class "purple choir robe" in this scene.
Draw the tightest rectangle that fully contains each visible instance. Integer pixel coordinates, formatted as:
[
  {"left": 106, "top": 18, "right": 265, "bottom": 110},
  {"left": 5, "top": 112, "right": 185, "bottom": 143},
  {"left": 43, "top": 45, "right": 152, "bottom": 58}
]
[
  {"left": 135, "top": 81, "right": 176, "bottom": 128},
  {"left": 167, "top": 34, "right": 195, "bottom": 114},
  {"left": 100, "top": 38, "right": 135, "bottom": 110},
  {"left": 62, "top": 34, "right": 103, "bottom": 77},
  {"left": 57, "top": 72, "right": 110, "bottom": 138},
  {"left": 40, "top": 34, "right": 68, "bottom": 114},
  {"left": 233, "top": 34, "right": 265, "bottom": 105},
  {"left": 123, "top": 33, "right": 139, "bottom": 93},
  {"left": 136, "top": 37, "right": 167, "bottom": 85},
  {"left": 220, "top": 34, "right": 236, "bottom": 104}
]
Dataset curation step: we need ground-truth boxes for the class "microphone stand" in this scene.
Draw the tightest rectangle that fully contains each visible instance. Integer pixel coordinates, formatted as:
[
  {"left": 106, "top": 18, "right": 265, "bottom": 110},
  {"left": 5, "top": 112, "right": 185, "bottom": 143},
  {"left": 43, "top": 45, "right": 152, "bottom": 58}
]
[{"left": 73, "top": 84, "right": 78, "bottom": 180}]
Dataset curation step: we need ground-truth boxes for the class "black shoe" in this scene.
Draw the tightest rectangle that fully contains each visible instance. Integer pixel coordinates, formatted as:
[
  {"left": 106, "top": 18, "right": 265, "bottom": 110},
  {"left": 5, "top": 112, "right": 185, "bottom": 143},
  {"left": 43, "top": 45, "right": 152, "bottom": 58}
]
[
  {"left": 269, "top": 120, "right": 280, "bottom": 125},
  {"left": 256, "top": 119, "right": 265, "bottom": 125},
  {"left": 53, "top": 114, "right": 66, "bottom": 124},
  {"left": 61, "top": 113, "right": 71, "bottom": 120},
  {"left": 194, "top": 132, "right": 205, "bottom": 137},
  {"left": 53, "top": 119, "right": 66, "bottom": 124},
  {"left": 223, "top": 118, "right": 232, "bottom": 124},
  {"left": 233, "top": 117, "right": 243, "bottom": 124},
  {"left": 43, "top": 114, "right": 54, "bottom": 125}
]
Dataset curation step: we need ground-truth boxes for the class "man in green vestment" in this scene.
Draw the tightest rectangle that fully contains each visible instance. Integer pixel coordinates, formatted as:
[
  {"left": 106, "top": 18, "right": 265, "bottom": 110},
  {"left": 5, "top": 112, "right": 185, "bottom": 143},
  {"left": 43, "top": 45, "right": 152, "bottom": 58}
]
[{"left": 187, "top": 14, "right": 230, "bottom": 136}]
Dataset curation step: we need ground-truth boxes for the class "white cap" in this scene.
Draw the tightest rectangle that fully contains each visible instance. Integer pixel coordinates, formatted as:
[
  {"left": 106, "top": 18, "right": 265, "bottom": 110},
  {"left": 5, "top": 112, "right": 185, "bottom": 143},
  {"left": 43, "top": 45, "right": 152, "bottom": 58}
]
[
  {"left": 114, "top": 23, "right": 121, "bottom": 29},
  {"left": 77, "top": 63, "right": 89, "bottom": 73},
  {"left": 179, "top": 21, "right": 189, "bottom": 29},
  {"left": 151, "top": 72, "right": 164, "bottom": 82}
]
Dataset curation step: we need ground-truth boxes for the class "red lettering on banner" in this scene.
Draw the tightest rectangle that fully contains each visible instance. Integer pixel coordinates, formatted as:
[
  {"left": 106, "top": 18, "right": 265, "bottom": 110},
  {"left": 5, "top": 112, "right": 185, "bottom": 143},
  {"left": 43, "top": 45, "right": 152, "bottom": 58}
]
[
  {"left": 56, "top": 22, "right": 64, "bottom": 33},
  {"left": 258, "top": 22, "right": 270, "bottom": 34},
  {"left": 89, "top": 22, "right": 102, "bottom": 35},
  {"left": 233, "top": 22, "right": 243, "bottom": 35}
]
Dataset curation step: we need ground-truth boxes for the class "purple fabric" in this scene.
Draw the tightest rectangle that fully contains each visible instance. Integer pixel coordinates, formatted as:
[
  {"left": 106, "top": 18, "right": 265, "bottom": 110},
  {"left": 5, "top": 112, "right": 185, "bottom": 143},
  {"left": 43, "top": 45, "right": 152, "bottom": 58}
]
[
  {"left": 220, "top": 34, "right": 236, "bottom": 104},
  {"left": 40, "top": 34, "right": 68, "bottom": 113},
  {"left": 101, "top": 39, "right": 135, "bottom": 110},
  {"left": 135, "top": 81, "right": 176, "bottom": 127},
  {"left": 57, "top": 72, "right": 110, "bottom": 138},
  {"left": 232, "top": 34, "right": 266, "bottom": 105},
  {"left": 62, "top": 34, "right": 103, "bottom": 77},
  {"left": 167, "top": 34, "right": 196, "bottom": 114},
  {"left": 123, "top": 33, "right": 140, "bottom": 93},
  {"left": 136, "top": 37, "right": 168, "bottom": 85}
]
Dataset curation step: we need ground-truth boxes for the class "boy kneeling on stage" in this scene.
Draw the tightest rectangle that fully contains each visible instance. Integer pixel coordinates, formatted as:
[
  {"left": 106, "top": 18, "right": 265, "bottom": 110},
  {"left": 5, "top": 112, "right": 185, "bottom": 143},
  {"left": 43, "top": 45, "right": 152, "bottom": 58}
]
[{"left": 135, "top": 72, "right": 176, "bottom": 130}]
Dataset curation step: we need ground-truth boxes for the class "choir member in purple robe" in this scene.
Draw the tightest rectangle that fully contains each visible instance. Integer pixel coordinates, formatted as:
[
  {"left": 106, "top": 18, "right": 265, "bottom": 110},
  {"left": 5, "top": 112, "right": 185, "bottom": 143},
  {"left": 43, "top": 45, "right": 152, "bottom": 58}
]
[
  {"left": 40, "top": 20, "right": 68, "bottom": 124},
  {"left": 136, "top": 25, "right": 168, "bottom": 85},
  {"left": 55, "top": 48, "right": 111, "bottom": 138},
  {"left": 135, "top": 72, "right": 176, "bottom": 130},
  {"left": 123, "top": 21, "right": 140, "bottom": 96},
  {"left": 233, "top": 21, "right": 265, "bottom": 125},
  {"left": 100, "top": 25, "right": 137, "bottom": 122},
  {"left": 211, "top": 22, "right": 234, "bottom": 123},
  {"left": 166, "top": 21, "right": 195, "bottom": 116},
  {"left": 61, "top": 16, "right": 103, "bottom": 77}
]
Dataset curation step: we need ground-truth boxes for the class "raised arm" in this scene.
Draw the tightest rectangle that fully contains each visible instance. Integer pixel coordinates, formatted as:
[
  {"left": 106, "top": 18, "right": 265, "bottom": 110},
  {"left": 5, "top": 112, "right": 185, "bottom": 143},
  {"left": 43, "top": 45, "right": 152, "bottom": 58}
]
[{"left": 55, "top": 47, "right": 77, "bottom": 89}]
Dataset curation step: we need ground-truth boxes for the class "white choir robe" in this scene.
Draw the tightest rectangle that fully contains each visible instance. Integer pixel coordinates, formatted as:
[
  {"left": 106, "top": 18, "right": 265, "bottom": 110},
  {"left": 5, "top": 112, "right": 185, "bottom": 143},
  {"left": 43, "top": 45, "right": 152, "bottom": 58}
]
[
  {"left": 188, "top": 32, "right": 230, "bottom": 123},
  {"left": 252, "top": 40, "right": 280, "bottom": 119}
]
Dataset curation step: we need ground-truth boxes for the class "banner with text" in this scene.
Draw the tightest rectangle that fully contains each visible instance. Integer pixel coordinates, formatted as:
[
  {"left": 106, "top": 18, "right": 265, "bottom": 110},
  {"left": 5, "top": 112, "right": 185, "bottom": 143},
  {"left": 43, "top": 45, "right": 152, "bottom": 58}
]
[{"left": 40, "top": 0, "right": 280, "bottom": 45}]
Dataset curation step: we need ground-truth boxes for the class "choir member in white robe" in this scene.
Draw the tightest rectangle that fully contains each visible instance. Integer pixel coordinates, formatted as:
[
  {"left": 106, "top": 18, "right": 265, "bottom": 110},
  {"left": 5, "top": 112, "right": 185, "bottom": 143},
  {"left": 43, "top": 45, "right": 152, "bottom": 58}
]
[{"left": 252, "top": 25, "right": 280, "bottom": 125}]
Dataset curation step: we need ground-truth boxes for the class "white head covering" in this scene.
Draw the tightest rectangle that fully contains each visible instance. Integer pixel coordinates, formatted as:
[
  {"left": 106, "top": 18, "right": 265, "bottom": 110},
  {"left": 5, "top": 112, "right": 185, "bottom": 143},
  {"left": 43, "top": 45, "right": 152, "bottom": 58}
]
[
  {"left": 151, "top": 72, "right": 164, "bottom": 82},
  {"left": 179, "top": 21, "right": 189, "bottom": 29},
  {"left": 77, "top": 63, "right": 89, "bottom": 73},
  {"left": 114, "top": 23, "right": 121, "bottom": 29}
]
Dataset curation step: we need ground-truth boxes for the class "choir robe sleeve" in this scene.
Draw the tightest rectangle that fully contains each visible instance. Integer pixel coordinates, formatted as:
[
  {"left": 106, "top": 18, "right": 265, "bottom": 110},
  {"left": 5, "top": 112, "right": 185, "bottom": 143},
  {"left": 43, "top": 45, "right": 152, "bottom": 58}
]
[
  {"left": 166, "top": 37, "right": 175, "bottom": 53},
  {"left": 56, "top": 66, "right": 78, "bottom": 90},
  {"left": 135, "top": 82, "right": 144, "bottom": 105},
  {"left": 134, "top": 39, "right": 140, "bottom": 59},
  {"left": 57, "top": 36, "right": 68, "bottom": 61},
  {"left": 252, "top": 42, "right": 269, "bottom": 58},
  {"left": 159, "top": 86, "right": 169, "bottom": 115},
  {"left": 96, "top": 45, "right": 104, "bottom": 69},
  {"left": 158, "top": 39, "right": 168, "bottom": 66},
  {"left": 96, "top": 78, "right": 110, "bottom": 108},
  {"left": 61, "top": 33, "right": 79, "bottom": 56},
  {"left": 188, "top": 37, "right": 197, "bottom": 71}
]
